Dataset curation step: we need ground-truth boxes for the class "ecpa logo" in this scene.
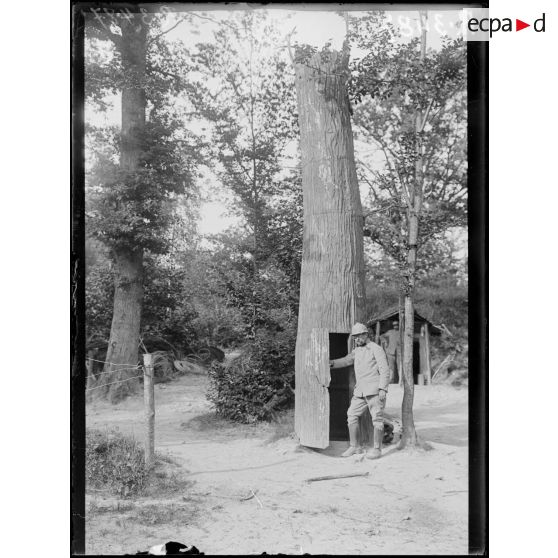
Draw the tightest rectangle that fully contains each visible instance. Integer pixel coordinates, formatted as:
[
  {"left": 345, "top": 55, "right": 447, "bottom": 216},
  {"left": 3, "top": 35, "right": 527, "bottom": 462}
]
[{"left": 462, "top": 9, "right": 546, "bottom": 40}]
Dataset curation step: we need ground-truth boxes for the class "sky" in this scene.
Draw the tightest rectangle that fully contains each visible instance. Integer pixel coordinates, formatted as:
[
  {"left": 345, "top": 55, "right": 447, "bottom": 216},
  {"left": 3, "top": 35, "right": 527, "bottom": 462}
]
[{"left": 85, "top": 6, "right": 464, "bottom": 239}]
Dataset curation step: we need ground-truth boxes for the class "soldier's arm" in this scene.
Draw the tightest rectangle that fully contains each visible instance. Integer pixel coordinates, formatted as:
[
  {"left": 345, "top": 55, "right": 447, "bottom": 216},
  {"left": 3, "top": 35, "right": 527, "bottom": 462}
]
[
  {"left": 373, "top": 344, "right": 391, "bottom": 391},
  {"left": 330, "top": 351, "right": 355, "bottom": 369}
]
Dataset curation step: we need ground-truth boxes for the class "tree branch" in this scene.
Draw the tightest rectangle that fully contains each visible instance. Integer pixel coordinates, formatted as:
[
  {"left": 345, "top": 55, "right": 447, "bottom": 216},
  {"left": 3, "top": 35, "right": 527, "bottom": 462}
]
[
  {"left": 190, "top": 12, "right": 240, "bottom": 33},
  {"left": 148, "top": 15, "right": 189, "bottom": 45},
  {"left": 285, "top": 27, "right": 296, "bottom": 64},
  {"left": 87, "top": 14, "right": 123, "bottom": 50},
  {"left": 419, "top": 98, "right": 434, "bottom": 132}
]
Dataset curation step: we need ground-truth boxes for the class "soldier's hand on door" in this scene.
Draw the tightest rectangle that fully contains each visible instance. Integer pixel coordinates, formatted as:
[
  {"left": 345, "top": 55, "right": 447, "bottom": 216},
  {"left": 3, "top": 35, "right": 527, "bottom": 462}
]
[
  {"left": 378, "top": 389, "right": 387, "bottom": 402},
  {"left": 329, "top": 360, "right": 334, "bottom": 368}
]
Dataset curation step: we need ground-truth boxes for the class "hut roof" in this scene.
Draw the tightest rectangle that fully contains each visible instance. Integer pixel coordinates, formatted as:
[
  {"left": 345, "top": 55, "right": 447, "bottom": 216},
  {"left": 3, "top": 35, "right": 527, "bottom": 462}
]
[{"left": 367, "top": 305, "right": 443, "bottom": 335}]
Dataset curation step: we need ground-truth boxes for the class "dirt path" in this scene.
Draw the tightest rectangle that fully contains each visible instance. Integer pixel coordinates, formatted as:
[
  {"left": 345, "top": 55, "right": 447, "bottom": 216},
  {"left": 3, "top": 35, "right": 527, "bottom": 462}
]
[{"left": 86, "top": 373, "right": 468, "bottom": 555}]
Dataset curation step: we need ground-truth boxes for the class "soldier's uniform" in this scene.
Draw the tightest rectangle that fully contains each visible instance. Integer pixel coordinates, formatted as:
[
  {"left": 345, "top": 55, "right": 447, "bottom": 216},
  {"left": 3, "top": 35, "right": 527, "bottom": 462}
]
[
  {"left": 331, "top": 324, "right": 390, "bottom": 459},
  {"left": 381, "top": 326, "right": 401, "bottom": 383}
]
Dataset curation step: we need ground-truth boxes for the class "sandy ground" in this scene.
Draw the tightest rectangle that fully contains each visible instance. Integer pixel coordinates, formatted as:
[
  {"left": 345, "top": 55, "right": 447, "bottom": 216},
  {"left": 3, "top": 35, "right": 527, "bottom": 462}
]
[{"left": 85, "top": 371, "right": 468, "bottom": 555}]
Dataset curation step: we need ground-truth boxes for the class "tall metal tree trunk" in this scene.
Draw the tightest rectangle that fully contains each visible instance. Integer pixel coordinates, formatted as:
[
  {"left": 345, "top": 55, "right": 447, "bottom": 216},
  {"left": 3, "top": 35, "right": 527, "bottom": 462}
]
[
  {"left": 103, "top": 16, "right": 148, "bottom": 403},
  {"left": 293, "top": 49, "right": 368, "bottom": 448},
  {"left": 400, "top": 12, "right": 428, "bottom": 447}
]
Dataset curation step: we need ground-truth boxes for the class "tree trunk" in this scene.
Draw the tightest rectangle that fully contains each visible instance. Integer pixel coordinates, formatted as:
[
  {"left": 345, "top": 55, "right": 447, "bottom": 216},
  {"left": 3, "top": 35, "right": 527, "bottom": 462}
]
[
  {"left": 293, "top": 49, "right": 368, "bottom": 448},
  {"left": 400, "top": 240, "right": 418, "bottom": 447},
  {"left": 400, "top": 11, "right": 428, "bottom": 447},
  {"left": 102, "top": 16, "right": 147, "bottom": 403},
  {"left": 104, "top": 248, "right": 144, "bottom": 402},
  {"left": 398, "top": 293, "right": 405, "bottom": 386}
]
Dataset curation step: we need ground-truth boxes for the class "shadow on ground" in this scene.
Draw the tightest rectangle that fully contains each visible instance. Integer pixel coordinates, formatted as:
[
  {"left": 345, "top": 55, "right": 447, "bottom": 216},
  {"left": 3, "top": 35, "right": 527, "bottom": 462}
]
[{"left": 414, "top": 402, "right": 468, "bottom": 447}]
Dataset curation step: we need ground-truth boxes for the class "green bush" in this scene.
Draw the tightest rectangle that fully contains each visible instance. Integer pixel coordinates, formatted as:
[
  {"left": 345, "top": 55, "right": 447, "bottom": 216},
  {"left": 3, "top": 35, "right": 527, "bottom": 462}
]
[
  {"left": 86, "top": 429, "right": 149, "bottom": 497},
  {"left": 207, "top": 325, "right": 296, "bottom": 423}
]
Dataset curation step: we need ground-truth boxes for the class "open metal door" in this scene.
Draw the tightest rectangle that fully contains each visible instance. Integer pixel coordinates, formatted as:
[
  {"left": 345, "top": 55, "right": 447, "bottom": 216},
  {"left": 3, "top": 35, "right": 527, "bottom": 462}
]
[{"left": 295, "top": 328, "right": 331, "bottom": 449}]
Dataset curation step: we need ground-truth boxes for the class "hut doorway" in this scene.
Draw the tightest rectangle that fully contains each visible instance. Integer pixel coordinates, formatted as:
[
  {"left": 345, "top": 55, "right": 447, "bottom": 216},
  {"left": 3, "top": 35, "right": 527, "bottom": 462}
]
[
  {"left": 388, "top": 339, "right": 420, "bottom": 384},
  {"left": 328, "top": 333, "right": 352, "bottom": 441},
  {"left": 370, "top": 306, "right": 441, "bottom": 386}
]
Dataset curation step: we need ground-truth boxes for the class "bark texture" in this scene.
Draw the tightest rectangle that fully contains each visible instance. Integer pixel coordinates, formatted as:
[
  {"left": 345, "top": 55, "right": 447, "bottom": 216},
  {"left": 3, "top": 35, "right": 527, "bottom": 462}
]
[
  {"left": 102, "top": 17, "right": 147, "bottom": 403},
  {"left": 400, "top": 12, "right": 428, "bottom": 447},
  {"left": 104, "top": 248, "right": 144, "bottom": 402},
  {"left": 293, "top": 50, "right": 368, "bottom": 448}
]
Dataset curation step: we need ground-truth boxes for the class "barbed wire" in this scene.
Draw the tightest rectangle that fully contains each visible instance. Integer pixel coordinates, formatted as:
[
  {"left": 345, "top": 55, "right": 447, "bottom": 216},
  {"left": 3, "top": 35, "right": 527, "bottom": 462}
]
[
  {"left": 86, "top": 358, "right": 141, "bottom": 367},
  {"left": 87, "top": 366, "right": 142, "bottom": 377},
  {"left": 86, "top": 374, "right": 144, "bottom": 391}
]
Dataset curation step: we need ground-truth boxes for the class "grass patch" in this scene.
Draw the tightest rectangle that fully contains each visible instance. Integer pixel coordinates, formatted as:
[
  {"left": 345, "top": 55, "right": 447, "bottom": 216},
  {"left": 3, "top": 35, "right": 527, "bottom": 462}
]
[
  {"left": 86, "top": 428, "right": 148, "bottom": 497},
  {"left": 130, "top": 502, "right": 198, "bottom": 526},
  {"left": 86, "top": 429, "right": 193, "bottom": 498},
  {"left": 88, "top": 500, "right": 135, "bottom": 515}
]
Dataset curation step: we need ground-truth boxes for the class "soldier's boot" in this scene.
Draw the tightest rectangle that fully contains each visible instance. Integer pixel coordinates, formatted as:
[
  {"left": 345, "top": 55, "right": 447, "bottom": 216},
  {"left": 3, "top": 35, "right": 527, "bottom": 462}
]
[
  {"left": 341, "top": 423, "right": 363, "bottom": 457},
  {"left": 367, "top": 427, "right": 384, "bottom": 459}
]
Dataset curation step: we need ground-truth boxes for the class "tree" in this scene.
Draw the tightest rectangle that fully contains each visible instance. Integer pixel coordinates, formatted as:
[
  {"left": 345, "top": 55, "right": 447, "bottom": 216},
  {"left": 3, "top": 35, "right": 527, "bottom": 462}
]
[
  {"left": 187, "top": 11, "right": 299, "bottom": 336},
  {"left": 85, "top": 12, "right": 199, "bottom": 401},
  {"left": 348, "top": 11, "right": 466, "bottom": 446},
  {"left": 291, "top": 44, "right": 369, "bottom": 448}
]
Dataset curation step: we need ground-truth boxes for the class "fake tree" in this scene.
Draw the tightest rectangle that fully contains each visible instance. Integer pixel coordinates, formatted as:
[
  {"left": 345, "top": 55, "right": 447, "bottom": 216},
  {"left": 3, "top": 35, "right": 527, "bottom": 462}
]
[
  {"left": 349, "top": 12, "right": 466, "bottom": 446},
  {"left": 291, "top": 44, "right": 370, "bottom": 448},
  {"left": 85, "top": 12, "right": 199, "bottom": 401}
]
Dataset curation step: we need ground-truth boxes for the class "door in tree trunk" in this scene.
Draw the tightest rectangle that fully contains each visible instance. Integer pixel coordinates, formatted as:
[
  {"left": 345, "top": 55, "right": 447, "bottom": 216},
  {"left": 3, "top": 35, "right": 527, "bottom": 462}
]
[
  {"left": 293, "top": 49, "right": 368, "bottom": 448},
  {"left": 295, "top": 328, "right": 330, "bottom": 448},
  {"left": 328, "top": 333, "right": 352, "bottom": 441}
]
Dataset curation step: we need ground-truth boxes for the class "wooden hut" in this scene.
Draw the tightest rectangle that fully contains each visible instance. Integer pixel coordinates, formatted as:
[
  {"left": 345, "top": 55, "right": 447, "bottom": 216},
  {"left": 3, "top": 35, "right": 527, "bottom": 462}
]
[{"left": 367, "top": 306, "right": 442, "bottom": 386}]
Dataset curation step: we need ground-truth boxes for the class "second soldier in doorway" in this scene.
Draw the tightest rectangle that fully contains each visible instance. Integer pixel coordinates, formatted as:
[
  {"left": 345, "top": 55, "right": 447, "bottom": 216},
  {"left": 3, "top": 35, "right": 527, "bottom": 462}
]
[
  {"left": 329, "top": 323, "right": 390, "bottom": 459},
  {"left": 381, "top": 320, "right": 401, "bottom": 384}
]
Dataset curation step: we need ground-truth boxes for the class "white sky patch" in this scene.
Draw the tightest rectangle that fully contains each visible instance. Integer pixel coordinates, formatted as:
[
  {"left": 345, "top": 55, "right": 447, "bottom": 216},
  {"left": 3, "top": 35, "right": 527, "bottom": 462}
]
[{"left": 197, "top": 201, "right": 241, "bottom": 235}]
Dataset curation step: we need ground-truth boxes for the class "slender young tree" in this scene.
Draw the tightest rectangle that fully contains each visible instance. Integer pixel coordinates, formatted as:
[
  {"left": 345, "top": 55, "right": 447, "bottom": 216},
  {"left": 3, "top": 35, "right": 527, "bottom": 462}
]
[{"left": 349, "top": 11, "right": 466, "bottom": 446}]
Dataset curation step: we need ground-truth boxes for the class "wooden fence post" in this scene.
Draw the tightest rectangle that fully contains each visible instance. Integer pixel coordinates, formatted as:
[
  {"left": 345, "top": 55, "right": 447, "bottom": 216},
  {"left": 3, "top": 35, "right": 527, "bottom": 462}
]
[{"left": 143, "top": 353, "right": 155, "bottom": 467}]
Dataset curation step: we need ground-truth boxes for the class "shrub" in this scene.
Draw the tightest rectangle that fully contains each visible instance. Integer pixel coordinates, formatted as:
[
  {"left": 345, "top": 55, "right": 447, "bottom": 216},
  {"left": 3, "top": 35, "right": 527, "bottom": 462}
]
[
  {"left": 206, "top": 325, "right": 296, "bottom": 423},
  {"left": 86, "top": 429, "right": 149, "bottom": 497}
]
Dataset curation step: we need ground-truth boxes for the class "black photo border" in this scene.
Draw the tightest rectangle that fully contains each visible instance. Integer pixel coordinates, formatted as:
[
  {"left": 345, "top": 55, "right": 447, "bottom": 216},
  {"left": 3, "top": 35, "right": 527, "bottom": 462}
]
[{"left": 71, "top": 2, "right": 488, "bottom": 555}]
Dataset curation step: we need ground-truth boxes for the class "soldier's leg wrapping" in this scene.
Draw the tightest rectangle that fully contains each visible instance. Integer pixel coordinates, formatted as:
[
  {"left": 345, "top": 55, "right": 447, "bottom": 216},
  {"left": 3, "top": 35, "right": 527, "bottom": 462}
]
[
  {"left": 365, "top": 395, "right": 386, "bottom": 459},
  {"left": 346, "top": 396, "right": 368, "bottom": 447},
  {"left": 367, "top": 395, "right": 385, "bottom": 447}
]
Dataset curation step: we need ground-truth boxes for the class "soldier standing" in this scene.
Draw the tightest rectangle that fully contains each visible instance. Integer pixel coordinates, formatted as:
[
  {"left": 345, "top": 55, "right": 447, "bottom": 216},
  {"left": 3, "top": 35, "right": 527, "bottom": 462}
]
[{"left": 329, "top": 323, "right": 390, "bottom": 459}]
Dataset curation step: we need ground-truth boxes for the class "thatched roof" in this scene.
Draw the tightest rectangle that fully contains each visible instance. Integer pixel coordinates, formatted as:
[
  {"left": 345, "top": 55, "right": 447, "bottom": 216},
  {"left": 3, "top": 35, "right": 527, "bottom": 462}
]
[{"left": 367, "top": 305, "right": 443, "bottom": 335}]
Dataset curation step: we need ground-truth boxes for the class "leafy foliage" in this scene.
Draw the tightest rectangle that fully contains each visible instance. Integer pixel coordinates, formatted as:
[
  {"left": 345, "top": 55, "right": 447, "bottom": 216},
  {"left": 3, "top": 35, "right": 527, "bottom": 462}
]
[
  {"left": 184, "top": 11, "right": 302, "bottom": 335},
  {"left": 86, "top": 115, "right": 200, "bottom": 255},
  {"left": 86, "top": 251, "right": 199, "bottom": 353},
  {"left": 348, "top": 11, "right": 467, "bottom": 270},
  {"left": 207, "top": 324, "right": 297, "bottom": 423},
  {"left": 85, "top": 258, "right": 115, "bottom": 341}
]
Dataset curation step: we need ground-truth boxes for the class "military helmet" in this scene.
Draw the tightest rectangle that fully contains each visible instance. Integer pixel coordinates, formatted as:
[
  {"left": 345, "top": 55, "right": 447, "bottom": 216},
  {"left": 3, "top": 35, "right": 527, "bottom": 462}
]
[{"left": 351, "top": 323, "right": 369, "bottom": 336}]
